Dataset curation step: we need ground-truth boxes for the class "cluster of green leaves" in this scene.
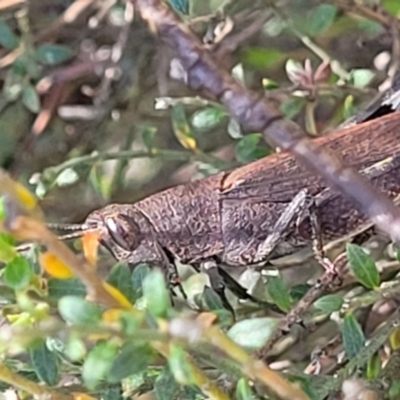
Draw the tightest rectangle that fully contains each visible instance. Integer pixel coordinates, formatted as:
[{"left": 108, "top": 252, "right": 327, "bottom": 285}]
[
  {"left": 0, "top": 219, "right": 396, "bottom": 400},
  {"left": 0, "top": 17, "right": 73, "bottom": 113},
  {"left": 0, "top": 241, "right": 250, "bottom": 400}
]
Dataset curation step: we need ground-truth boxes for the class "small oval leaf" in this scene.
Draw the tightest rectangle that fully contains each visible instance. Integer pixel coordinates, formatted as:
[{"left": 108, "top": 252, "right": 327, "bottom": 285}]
[
  {"left": 228, "top": 317, "right": 279, "bottom": 350},
  {"left": 342, "top": 313, "right": 365, "bottom": 359},
  {"left": 308, "top": 4, "right": 337, "bottom": 36},
  {"left": 171, "top": 104, "right": 197, "bottom": 151},
  {"left": 191, "top": 107, "right": 227, "bottom": 130},
  {"left": 346, "top": 243, "right": 380, "bottom": 289},
  {"left": 0, "top": 19, "right": 19, "bottom": 50},
  {"left": 4, "top": 256, "right": 32, "bottom": 290},
  {"left": 83, "top": 342, "right": 118, "bottom": 389},
  {"left": 22, "top": 84, "right": 40, "bottom": 113},
  {"left": 267, "top": 275, "right": 292, "bottom": 312},
  {"left": 235, "top": 134, "right": 270, "bottom": 164},
  {"left": 314, "top": 294, "right": 344, "bottom": 313},
  {"left": 351, "top": 68, "right": 375, "bottom": 88},
  {"left": 142, "top": 269, "right": 170, "bottom": 318},
  {"left": 108, "top": 342, "right": 152, "bottom": 382},
  {"left": 107, "top": 263, "right": 135, "bottom": 303},
  {"left": 0, "top": 234, "right": 18, "bottom": 263},
  {"left": 236, "top": 378, "right": 255, "bottom": 400},
  {"left": 30, "top": 340, "right": 59, "bottom": 386},
  {"left": 168, "top": 345, "right": 194, "bottom": 385},
  {"left": 58, "top": 296, "right": 102, "bottom": 325},
  {"left": 131, "top": 263, "right": 151, "bottom": 298},
  {"left": 201, "top": 287, "right": 225, "bottom": 311},
  {"left": 155, "top": 366, "right": 179, "bottom": 400},
  {"left": 36, "top": 44, "right": 73, "bottom": 65},
  {"left": 168, "top": 0, "right": 189, "bottom": 15},
  {"left": 48, "top": 278, "right": 86, "bottom": 299}
]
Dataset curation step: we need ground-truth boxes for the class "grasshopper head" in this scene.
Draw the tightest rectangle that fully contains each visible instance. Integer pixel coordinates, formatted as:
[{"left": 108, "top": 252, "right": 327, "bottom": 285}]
[{"left": 85, "top": 205, "right": 139, "bottom": 254}]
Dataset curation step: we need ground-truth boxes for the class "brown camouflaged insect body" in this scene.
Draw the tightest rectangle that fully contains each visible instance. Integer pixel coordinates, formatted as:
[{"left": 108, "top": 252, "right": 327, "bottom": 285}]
[{"left": 85, "top": 112, "right": 400, "bottom": 268}]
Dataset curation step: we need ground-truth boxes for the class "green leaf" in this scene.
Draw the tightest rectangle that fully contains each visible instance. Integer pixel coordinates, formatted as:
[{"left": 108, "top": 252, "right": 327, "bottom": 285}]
[
  {"left": 262, "top": 78, "right": 279, "bottom": 90},
  {"left": 389, "top": 381, "right": 400, "bottom": 400},
  {"left": 29, "top": 340, "right": 59, "bottom": 386},
  {"left": 131, "top": 263, "right": 151, "bottom": 299},
  {"left": 267, "top": 275, "right": 292, "bottom": 312},
  {"left": 0, "top": 233, "right": 15, "bottom": 246},
  {"left": 367, "top": 352, "right": 381, "bottom": 380},
  {"left": 191, "top": 107, "right": 227, "bottom": 130},
  {"left": 3, "top": 68, "right": 23, "bottom": 101},
  {"left": 343, "top": 95, "right": 356, "bottom": 121},
  {"left": 211, "top": 308, "right": 234, "bottom": 328},
  {"left": 107, "top": 263, "right": 135, "bottom": 303},
  {"left": 384, "top": 0, "right": 400, "bottom": 16},
  {"left": 36, "top": 44, "right": 73, "bottom": 65},
  {"left": 346, "top": 243, "right": 380, "bottom": 289},
  {"left": 108, "top": 342, "right": 152, "bottom": 382},
  {"left": 314, "top": 294, "right": 344, "bottom": 313},
  {"left": 171, "top": 104, "right": 197, "bottom": 151},
  {"left": 142, "top": 269, "right": 170, "bottom": 318},
  {"left": 119, "top": 311, "right": 143, "bottom": 336},
  {"left": 308, "top": 4, "right": 337, "bottom": 36},
  {"left": 22, "top": 84, "right": 40, "bottom": 113},
  {"left": 0, "top": 234, "right": 17, "bottom": 263},
  {"left": 235, "top": 133, "right": 270, "bottom": 164},
  {"left": 155, "top": 366, "right": 180, "bottom": 400},
  {"left": 4, "top": 256, "right": 32, "bottom": 290},
  {"left": 0, "top": 19, "right": 19, "bottom": 50},
  {"left": 58, "top": 296, "right": 102, "bottom": 325},
  {"left": 228, "top": 317, "right": 279, "bottom": 350},
  {"left": 201, "top": 286, "right": 225, "bottom": 311},
  {"left": 55, "top": 168, "right": 79, "bottom": 187},
  {"left": 342, "top": 313, "right": 365, "bottom": 359},
  {"left": 280, "top": 97, "right": 304, "bottom": 119},
  {"left": 351, "top": 68, "right": 375, "bottom": 88},
  {"left": 141, "top": 126, "right": 157, "bottom": 152},
  {"left": 168, "top": 345, "right": 193, "bottom": 385},
  {"left": 243, "top": 48, "right": 285, "bottom": 70},
  {"left": 65, "top": 334, "right": 86, "bottom": 362},
  {"left": 168, "top": 0, "right": 189, "bottom": 15},
  {"left": 236, "top": 378, "right": 255, "bottom": 400},
  {"left": 0, "top": 198, "right": 5, "bottom": 222},
  {"left": 290, "top": 284, "right": 309, "bottom": 302},
  {"left": 83, "top": 342, "right": 118, "bottom": 389},
  {"left": 48, "top": 278, "right": 86, "bottom": 299}
]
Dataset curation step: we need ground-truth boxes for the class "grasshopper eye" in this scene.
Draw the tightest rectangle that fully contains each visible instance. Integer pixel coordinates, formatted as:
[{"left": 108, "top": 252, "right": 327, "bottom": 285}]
[{"left": 104, "top": 217, "right": 136, "bottom": 251}]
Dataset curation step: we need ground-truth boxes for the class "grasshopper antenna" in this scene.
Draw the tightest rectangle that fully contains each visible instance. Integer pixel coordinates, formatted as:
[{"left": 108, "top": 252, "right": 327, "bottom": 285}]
[
  {"left": 46, "top": 223, "right": 99, "bottom": 240},
  {"left": 46, "top": 223, "right": 87, "bottom": 231},
  {"left": 16, "top": 226, "right": 96, "bottom": 254},
  {"left": 57, "top": 231, "right": 88, "bottom": 240}
]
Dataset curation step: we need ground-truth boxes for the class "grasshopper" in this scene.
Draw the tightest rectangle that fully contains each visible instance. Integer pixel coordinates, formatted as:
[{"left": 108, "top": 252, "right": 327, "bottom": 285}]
[{"left": 50, "top": 110, "right": 400, "bottom": 304}]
